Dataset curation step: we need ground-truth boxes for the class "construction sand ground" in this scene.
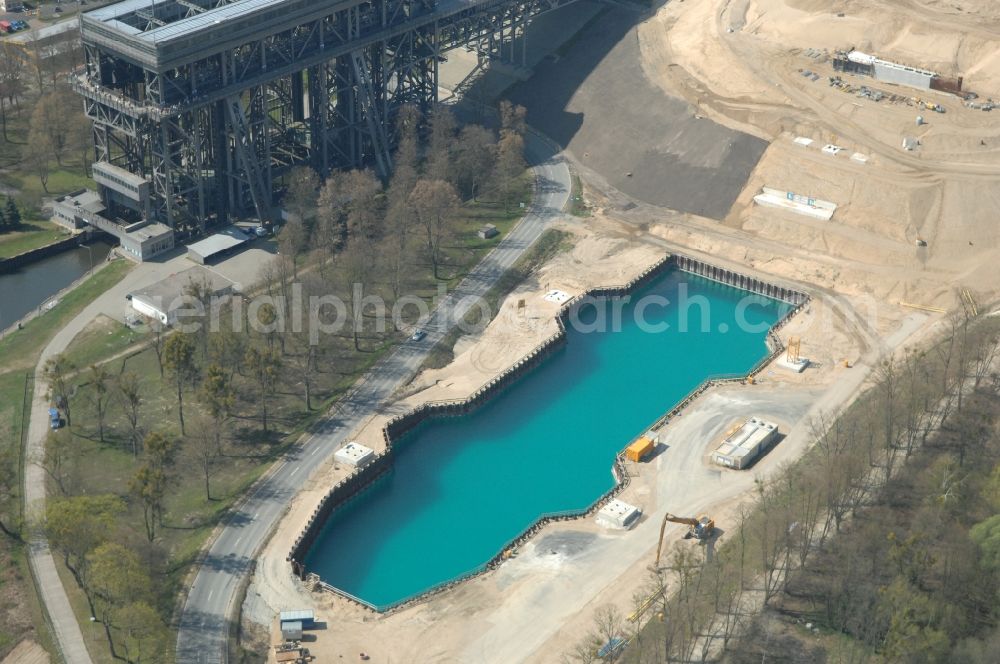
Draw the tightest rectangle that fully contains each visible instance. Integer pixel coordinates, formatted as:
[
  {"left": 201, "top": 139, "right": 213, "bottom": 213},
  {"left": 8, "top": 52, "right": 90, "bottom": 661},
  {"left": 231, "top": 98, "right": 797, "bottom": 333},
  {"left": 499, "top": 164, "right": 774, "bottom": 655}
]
[
  {"left": 245, "top": 224, "right": 913, "bottom": 663},
  {"left": 245, "top": 0, "right": 1000, "bottom": 661},
  {"left": 633, "top": 0, "right": 1000, "bottom": 310},
  {"left": 509, "top": 3, "right": 769, "bottom": 220}
]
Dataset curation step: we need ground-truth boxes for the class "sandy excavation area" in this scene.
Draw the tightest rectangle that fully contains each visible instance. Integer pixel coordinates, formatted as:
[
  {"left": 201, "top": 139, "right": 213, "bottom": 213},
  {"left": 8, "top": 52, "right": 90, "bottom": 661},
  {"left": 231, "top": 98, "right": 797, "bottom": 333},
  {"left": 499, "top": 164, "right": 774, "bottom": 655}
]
[
  {"left": 630, "top": 0, "right": 1000, "bottom": 311},
  {"left": 241, "top": 0, "right": 1000, "bottom": 660}
]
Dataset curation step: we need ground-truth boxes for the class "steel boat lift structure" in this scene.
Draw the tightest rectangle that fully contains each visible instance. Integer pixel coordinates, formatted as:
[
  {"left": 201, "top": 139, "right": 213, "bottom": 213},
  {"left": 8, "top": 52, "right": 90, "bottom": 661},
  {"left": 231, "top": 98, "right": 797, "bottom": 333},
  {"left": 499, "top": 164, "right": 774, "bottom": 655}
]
[{"left": 74, "top": 0, "right": 576, "bottom": 234}]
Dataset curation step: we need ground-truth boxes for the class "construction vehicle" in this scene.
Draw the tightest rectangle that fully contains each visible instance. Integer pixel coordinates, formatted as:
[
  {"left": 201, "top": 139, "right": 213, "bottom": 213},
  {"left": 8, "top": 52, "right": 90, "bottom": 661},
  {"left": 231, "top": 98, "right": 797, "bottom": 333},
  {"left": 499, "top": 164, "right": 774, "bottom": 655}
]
[{"left": 655, "top": 513, "right": 716, "bottom": 565}]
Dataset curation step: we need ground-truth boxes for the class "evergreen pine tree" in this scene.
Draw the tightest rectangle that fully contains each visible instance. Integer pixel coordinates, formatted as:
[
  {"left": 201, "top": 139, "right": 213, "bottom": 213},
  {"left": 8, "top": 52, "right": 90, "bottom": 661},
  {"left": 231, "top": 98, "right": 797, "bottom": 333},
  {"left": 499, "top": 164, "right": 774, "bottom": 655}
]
[
  {"left": 5, "top": 198, "right": 20, "bottom": 229},
  {"left": 0, "top": 205, "right": 6, "bottom": 233}
]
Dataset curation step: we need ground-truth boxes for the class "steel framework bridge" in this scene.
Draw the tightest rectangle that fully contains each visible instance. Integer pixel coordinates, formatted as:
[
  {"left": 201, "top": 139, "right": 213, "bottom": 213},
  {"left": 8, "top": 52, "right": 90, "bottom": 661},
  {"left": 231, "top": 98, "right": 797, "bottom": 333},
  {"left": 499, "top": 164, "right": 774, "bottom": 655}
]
[{"left": 73, "top": 0, "right": 576, "bottom": 233}]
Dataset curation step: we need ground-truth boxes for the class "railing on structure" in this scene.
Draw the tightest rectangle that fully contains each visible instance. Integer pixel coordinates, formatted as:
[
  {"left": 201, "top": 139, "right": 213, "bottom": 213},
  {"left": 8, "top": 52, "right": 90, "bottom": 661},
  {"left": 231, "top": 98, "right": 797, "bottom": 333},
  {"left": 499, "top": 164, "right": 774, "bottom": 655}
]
[{"left": 289, "top": 254, "right": 809, "bottom": 613}]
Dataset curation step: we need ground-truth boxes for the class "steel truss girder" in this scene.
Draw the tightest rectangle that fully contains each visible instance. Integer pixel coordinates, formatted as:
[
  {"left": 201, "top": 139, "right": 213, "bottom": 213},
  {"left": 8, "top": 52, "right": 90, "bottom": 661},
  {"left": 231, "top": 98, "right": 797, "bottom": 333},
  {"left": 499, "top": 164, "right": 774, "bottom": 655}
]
[{"left": 77, "top": 0, "right": 577, "bottom": 229}]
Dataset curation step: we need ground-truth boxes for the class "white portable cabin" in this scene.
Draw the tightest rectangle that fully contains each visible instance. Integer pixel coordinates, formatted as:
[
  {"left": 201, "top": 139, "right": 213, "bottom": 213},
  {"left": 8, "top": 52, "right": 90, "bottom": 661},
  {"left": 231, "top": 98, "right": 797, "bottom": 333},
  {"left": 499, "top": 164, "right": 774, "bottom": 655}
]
[
  {"left": 280, "top": 620, "right": 303, "bottom": 641},
  {"left": 596, "top": 499, "right": 641, "bottom": 529},
  {"left": 334, "top": 442, "right": 375, "bottom": 468},
  {"left": 712, "top": 418, "right": 779, "bottom": 470}
]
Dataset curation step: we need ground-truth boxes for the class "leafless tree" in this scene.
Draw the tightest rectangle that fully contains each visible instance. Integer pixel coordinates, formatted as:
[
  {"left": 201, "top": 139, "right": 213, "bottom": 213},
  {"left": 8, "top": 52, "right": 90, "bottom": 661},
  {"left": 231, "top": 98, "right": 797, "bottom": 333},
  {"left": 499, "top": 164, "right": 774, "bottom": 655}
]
[
  {"left": 494, "top": 129, "right": 526, "bottom": 212},
  {"left": 150, "top": 319, "right": 167, "bottom": 377},
  {"left": 0, "top": 43, "right": 26, "bottom": 141},
  {"left": 452, "top": 125, "right": 497, "bottom": 201},
  {"left": 42, "top": 430, "right": 77, "bottom": 495},
  {"left": 284, "top": 166, "right": 321, "bottom": 222},
  {"left": 409, "top": 179, "right": 459, "bottom": 279},
  {"left": 87, "top": 364, "right": 112, "bottom": 444},
  {"left": 188, "top": 412, "right": 225, "bottom": 501},
  {"left": 499, "top": 99, "right": 527, "bottom": 137},
  {"left": 116, "top": 372, "right": 143, "bottom": 457},
  {"left": 278, "top": 216, "right": 309, "bottom": 279},
  {"left": 425, "top": 105, "right": 457, "bottom": 183}
]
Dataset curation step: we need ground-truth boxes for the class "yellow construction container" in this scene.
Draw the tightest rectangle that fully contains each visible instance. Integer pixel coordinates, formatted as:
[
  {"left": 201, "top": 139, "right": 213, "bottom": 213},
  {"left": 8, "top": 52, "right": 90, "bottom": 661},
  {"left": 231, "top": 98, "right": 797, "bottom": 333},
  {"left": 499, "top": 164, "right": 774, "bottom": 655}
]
[{"left": 626, "top": 436, "right": 655, "bottom": 462}]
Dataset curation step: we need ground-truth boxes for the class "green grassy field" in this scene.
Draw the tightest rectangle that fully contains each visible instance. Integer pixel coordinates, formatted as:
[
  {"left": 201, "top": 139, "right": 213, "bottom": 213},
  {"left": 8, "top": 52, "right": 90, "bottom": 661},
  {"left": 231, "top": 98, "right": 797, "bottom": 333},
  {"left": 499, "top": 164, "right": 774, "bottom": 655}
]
[
  {"left": 569, "top": 173, "right": 591, "bottom": 218},
  {"left": 62, "top": 315, "right": 148, "bottom": 371},
  {"left": 0, "top": 220, "right": 69, "bottom": 260},
  {"left": 1, "top": 168, "right": 95, "bottom": 211}
]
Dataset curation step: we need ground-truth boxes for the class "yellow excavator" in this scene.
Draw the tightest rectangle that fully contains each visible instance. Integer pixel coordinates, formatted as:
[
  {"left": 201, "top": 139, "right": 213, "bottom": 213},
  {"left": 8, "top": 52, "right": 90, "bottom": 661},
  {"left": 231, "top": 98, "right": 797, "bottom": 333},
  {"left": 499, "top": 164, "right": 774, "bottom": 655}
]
[{"left": 654, "top": 512, "right": 716, "bottom": 565}]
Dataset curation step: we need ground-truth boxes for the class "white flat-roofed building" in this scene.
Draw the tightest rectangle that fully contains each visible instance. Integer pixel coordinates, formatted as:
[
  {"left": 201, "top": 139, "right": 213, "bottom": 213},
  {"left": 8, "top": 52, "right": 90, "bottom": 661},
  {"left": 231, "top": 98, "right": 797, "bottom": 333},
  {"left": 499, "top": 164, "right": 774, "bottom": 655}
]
[
  {"left": 596, "top": 499, "right": 641, "bottom": 530},
  {"left": 334, "top": 442, "right": 375, "bottom": 468},
  {"left": 128, "top": 265, "right": 234, "bottom": 326},
  {"left": 712, "top": 418, "right": 780, "bottom": 470},
  {"left": 187, "top": 227, "right": 249, "bottom": 265}
]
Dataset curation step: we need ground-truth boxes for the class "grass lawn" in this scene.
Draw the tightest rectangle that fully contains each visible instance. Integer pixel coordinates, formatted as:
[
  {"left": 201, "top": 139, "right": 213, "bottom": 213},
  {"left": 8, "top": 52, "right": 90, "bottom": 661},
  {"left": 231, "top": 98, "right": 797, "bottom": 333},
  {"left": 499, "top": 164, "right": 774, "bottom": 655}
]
[
  {"left": 1, "top": 168, "right": 95, "bottom": 211},
  {"left": 0, "top": 368, "right": 54, "bottom": 658},
  {"left": 62, "top": 315, "right": 148, "bottom": 371},
  {"left": 0, "top": 259, "right": 133, "bottom": 374},
  {"left": 0, "top": 220, "right": 69, "bottom": 260},
  {"left": 56, "top": 347, "right": 293, "bottom": 664},
  {"left": 0, "top": 370, "right": 28, "bottom": 441},
  {"left": 569, "top": 173, "right": 591, "bottom": 218}
]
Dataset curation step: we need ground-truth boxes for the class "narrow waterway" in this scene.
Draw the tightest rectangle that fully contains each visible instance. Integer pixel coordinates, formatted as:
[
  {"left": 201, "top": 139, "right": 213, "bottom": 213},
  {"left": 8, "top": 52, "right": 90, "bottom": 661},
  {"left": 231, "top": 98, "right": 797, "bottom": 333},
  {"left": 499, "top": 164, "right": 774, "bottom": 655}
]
[{"left": 0, "top": 240, "right": 114, "bottom": 331}]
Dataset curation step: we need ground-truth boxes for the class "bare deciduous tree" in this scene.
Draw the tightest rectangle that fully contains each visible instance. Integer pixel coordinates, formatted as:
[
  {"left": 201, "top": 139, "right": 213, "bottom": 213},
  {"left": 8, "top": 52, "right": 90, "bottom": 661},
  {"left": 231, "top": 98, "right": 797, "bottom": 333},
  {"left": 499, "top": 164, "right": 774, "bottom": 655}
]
[
  {"left": 117, "top": 372, "right": 143, "bottom": 457},
  {"left": 409, "top": 179, "right": 459, "bottom": 279}
]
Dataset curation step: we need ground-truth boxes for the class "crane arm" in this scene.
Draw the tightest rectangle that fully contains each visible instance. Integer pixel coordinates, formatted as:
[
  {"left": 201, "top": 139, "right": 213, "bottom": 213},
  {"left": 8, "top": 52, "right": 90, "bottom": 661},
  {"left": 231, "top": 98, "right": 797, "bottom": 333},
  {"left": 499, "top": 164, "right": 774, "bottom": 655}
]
[
  {"left": 655, "top": 513, "right": 696, "bottom": 566},
  {"left": 655, "top": 513, "right": 714, "bottom": 566},
  {"left": 663, "top": 513, "right": 700, "bottom": 527}
]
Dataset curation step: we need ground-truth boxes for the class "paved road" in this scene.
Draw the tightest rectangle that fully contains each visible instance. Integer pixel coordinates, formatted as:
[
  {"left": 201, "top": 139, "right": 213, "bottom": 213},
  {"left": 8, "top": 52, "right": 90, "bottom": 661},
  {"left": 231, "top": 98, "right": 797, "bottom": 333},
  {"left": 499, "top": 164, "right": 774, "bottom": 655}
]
[
  {"left": 175, "top": 132, "right": 572, "bottom": 663},
  {"left": 24, "top": 281, "right": 109, "bottom": 664}
]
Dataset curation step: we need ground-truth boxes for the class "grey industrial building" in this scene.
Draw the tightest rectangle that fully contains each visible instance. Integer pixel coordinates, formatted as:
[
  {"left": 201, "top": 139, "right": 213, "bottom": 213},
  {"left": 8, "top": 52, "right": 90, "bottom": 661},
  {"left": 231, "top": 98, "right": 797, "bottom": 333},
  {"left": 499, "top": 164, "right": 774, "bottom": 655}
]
[{"left": 833, "top": 50, "right": 964, "bottom": 94}]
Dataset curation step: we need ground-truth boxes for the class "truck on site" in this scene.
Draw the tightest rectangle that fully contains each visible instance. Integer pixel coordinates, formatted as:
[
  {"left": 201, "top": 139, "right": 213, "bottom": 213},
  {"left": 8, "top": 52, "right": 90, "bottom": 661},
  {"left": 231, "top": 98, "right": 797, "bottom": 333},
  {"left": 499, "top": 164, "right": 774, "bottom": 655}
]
[
  {"left": 0, "top": 21, "right": 11, "bottom": 33},
  {"left": 655, "top": 512, "right": 716, "bottom": 565},
  {"left": 49, "top": 407, "right": 62, "bottom": 430}
]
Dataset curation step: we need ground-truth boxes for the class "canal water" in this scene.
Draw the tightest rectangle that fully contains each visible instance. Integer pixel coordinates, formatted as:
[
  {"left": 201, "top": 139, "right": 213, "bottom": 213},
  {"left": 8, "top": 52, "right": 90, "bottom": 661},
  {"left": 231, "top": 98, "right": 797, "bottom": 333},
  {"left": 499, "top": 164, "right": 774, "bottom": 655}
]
[
  {"left": 0, "top": 240, "right": 114, "bottom": 331},
  {"left": 304, "top": 270, "right": 790, "bottom": 608}
]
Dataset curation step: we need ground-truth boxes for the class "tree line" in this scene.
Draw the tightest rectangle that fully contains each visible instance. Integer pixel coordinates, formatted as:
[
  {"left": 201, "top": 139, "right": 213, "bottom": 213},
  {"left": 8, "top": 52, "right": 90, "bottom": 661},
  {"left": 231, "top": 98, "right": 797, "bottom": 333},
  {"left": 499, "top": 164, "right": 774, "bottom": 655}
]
[
  {"left": 566, "top": 313, "right": 1000, "bottom": 663},
  {"left": 280, "top": 101, "right": 528, "bottom": 284}
]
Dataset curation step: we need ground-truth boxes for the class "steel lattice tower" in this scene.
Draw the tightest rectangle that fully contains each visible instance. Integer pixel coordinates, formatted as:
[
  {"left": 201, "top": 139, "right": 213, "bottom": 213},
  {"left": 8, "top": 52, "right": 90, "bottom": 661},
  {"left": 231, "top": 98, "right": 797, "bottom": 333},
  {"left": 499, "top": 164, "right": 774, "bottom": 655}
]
[{"left": 74, "top": 0, "right": 574, "bottom": 233}]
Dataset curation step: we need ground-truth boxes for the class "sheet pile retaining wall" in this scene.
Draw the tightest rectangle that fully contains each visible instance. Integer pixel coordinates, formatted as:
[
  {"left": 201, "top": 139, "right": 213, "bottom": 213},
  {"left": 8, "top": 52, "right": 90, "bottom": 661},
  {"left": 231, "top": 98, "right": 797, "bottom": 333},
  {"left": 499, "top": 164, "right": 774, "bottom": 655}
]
[{"left": 287, "top": 254, "right": 807, "bottom": 613}]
